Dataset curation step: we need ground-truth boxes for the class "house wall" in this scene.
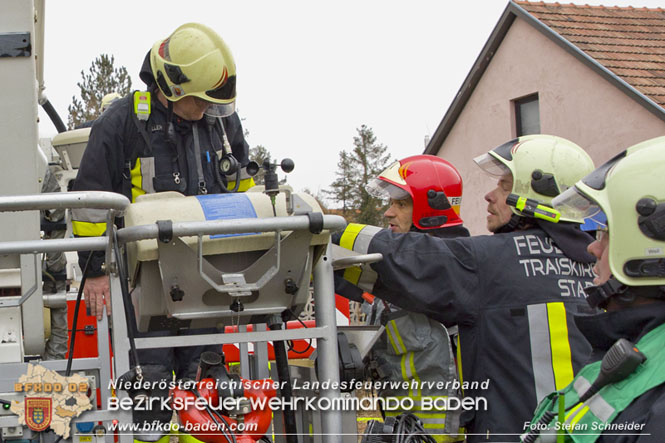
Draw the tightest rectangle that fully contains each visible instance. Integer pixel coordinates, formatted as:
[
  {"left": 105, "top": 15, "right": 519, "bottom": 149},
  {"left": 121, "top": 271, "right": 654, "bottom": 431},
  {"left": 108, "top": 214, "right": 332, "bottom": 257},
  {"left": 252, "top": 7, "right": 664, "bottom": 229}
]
[{"left": 436, "top": 17, "right": 665, "bottom": 235}]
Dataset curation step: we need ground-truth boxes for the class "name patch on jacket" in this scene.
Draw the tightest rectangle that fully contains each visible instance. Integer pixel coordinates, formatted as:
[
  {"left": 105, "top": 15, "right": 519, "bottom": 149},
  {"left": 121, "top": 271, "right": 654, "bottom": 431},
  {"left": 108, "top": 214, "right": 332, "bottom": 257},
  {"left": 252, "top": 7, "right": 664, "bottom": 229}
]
[{"left": 513, "top": 234, "right": 595, "bottom": 298}]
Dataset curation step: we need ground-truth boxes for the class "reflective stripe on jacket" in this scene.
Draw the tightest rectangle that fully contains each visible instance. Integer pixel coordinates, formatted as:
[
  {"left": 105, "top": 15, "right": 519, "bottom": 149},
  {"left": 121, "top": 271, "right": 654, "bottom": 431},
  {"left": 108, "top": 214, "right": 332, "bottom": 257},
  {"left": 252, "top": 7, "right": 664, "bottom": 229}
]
[
  {"left": 365, "top": 225, "right": 470, "bottom": 441},
  {"left": 72, "top": 93, "right": 252, "bottom": 275},
  {"left": 525, "top": 320, "right": 665, "bottom": 443},
  {"left": 375, "top": 308, "right": 464, "bottom": 442},
  {"left": 337, "top": 224, "right": 597, "bottom": 442}
]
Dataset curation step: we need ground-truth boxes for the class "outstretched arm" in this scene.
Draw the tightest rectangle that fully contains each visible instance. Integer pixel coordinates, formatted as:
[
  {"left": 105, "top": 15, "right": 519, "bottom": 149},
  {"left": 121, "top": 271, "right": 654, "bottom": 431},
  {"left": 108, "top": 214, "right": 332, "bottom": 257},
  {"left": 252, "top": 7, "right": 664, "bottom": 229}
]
[{"left": 334, "top": 224, "right": 479, "bottom": 325}]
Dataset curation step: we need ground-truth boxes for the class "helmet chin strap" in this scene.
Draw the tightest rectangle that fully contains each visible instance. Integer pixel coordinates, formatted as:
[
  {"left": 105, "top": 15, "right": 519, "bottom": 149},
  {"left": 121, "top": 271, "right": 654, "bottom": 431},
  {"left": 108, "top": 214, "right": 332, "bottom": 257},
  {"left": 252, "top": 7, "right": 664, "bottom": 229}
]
[
  {"left": 164, "top": 100, "right": 176, "bottom": 145},
  {"left": 495, "top": 214, "right": 533, "bottom": 234},
  {"left": 584, "top": 278, "right": 628, "bottom": 309},
  {"left": 585, "top": 278, "right": 665, "bottom": 309}
]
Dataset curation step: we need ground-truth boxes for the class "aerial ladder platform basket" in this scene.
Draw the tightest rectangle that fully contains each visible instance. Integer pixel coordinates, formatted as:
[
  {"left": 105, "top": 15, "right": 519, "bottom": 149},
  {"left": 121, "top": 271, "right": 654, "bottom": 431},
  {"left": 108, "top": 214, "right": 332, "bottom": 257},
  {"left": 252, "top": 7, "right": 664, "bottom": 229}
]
[{"left": 123, "top": 189, "right": 330, "bottom": 332}]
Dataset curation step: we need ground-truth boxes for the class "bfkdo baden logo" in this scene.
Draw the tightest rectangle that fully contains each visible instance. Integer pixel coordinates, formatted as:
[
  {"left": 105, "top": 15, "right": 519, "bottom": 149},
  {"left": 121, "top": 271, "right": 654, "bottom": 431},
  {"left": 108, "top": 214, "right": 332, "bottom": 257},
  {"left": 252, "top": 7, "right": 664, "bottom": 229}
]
[
  {"left": 11, "top": 364, "right": 92, "bottom": 439},
  {"left": 25, "top": 397, "right": 52, "bottom": 432}
]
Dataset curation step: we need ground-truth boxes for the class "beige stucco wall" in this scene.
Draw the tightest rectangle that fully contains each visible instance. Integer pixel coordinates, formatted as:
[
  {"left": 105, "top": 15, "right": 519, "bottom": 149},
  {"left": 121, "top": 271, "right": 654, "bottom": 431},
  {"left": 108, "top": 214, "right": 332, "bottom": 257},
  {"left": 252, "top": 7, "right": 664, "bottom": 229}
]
[{"left": 436, "top": 17, "right": 665, "bottom": 235}]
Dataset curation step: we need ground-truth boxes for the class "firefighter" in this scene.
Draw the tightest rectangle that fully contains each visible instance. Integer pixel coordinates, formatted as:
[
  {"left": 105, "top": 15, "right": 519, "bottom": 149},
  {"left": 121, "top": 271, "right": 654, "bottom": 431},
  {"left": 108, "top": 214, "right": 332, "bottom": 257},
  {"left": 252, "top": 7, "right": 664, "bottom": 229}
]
[
  {"left": 335, "top": 135, "right": 598, "bottom": 442},
  {"left": 523, "top": 136, "right": 665, "bottom": 442},
  {"left": 72, "top": 23, "right": 253, "bottom": 440},
  {"left": 352, "top": 155, "right": 469, "bottom": 441},
  {"left": 41, "top": 166, "right": 68, "bottom": 360},
  {"left": 43, "top": 90, "right": 122, "bottom": 359},
  {"left": 76, "top": 92, "right": 123, "bottom": 128},
  {"left": 100, "top": 92, "right": 121, "bottom": 112}
]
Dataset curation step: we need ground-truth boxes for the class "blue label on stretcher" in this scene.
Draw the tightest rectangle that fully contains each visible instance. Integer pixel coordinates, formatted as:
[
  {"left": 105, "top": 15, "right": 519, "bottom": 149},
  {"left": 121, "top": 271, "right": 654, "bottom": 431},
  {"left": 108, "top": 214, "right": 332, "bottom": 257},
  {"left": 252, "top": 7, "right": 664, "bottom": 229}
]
[{"left": 196, "top": 194, "right": 258, "bottom": 238}]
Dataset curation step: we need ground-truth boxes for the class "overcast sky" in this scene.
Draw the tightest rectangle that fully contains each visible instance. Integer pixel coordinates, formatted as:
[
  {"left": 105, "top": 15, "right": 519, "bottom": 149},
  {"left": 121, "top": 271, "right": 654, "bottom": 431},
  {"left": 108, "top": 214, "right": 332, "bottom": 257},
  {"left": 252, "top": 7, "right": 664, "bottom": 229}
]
[{"left": 39, "top": 0, "right": 665, "bottom": 200}]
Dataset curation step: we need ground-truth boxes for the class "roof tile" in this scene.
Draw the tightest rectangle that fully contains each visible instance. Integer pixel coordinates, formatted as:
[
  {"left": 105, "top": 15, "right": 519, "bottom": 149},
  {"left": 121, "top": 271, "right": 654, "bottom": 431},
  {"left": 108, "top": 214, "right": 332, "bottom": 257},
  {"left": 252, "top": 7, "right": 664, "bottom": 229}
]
[{"left": 516, "top": 0, "right": 665, "bottom": 106}]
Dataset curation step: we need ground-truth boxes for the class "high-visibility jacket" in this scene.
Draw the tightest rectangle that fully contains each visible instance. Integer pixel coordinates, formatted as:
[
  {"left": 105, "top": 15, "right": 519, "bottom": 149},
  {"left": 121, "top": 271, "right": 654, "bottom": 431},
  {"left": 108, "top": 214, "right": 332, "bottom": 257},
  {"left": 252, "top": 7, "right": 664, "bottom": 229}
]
[
  {"left": 337, "top": 223, "right": 597, "bottom": 442},
  {"left": 71, "top": 93, "right": 252, "bottom": 276},
  {"left": 366, "top": 225, "right": 469, "bottom": 442},
  {"left": 524, "top": 302, "right": 665, "bottom": 443},
  {"left": 369, "top": 304, "right": 464, "bottom": 442}
]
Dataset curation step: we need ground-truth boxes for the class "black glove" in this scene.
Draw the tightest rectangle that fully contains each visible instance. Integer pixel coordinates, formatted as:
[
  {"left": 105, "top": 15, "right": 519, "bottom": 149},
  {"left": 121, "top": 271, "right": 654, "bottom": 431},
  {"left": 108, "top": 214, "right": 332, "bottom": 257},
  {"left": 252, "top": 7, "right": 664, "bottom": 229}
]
[{"left": 117, "top": 366, "right": 173, "bottom": 434}]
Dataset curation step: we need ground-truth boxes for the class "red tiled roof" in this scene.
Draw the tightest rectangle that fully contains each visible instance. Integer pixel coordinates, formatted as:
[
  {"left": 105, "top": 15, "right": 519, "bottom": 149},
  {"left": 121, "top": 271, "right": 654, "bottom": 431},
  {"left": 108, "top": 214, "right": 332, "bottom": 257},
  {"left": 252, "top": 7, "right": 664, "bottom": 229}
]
[{"left": 515, "top": 1, "right": 665, "bottom": 106}]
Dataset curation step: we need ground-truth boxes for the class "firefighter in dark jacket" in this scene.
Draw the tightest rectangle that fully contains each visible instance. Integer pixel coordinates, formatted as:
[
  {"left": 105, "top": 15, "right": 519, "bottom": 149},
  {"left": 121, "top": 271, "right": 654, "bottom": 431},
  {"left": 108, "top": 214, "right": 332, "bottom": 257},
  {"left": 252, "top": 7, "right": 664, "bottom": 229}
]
[
  {"left": 523, "top": 136, "right": 665, "bottom": 443},
  {"left": 74, "top": 22, "right": 252, "bottom": 317},
  {"left": 335, "top": 135, "right": 598, "bottom": 442},
  {"left": 72, "top": 23, "right": 253, "bottom": 440},
  {"left": 342, "top": 155, "right": 469, "bottom": 441}
]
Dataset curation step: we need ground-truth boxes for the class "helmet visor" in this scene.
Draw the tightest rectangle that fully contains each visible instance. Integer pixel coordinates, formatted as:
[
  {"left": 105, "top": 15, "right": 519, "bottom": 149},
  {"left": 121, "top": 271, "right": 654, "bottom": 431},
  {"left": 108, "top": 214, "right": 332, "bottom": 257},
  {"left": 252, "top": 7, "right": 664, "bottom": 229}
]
[
  {"left": 474, "top": 153, "right": 510, "bottom": 176},
  {"left": 204, "top": 101, "right": 236, "bottom": 118},
  {"left": 367, "top": 178, "right": 409, "bottom": 200},
  {"left": 552, "top": 186, "right": 601, "bottom": 222}
]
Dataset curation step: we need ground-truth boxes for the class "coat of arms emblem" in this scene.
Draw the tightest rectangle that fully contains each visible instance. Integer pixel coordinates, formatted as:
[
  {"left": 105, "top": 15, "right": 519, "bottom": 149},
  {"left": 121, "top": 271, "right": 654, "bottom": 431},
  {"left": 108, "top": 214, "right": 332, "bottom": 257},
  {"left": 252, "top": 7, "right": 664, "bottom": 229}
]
[{"left": 25, "top": 397, "right": 52, "bottom": 432}]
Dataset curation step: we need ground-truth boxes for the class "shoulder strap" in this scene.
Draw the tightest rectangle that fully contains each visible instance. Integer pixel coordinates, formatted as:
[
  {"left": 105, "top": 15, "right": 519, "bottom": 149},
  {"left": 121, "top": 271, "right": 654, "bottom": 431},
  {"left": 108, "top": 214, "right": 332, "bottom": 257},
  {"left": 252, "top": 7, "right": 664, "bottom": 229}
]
[
  {"left": 121, "top": 91, "right": 152, "bottom": 201},
  {"left": 128, "top": 92, "right": 152, "bottom": 158}
]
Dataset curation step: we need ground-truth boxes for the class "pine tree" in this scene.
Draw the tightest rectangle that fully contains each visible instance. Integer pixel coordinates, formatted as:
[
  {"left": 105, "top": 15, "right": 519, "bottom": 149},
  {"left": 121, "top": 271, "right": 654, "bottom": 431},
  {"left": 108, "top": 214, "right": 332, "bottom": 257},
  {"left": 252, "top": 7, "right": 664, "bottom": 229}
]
[
  {"left": 67, "top": 54, "right": 132, "bottom": 129},
  {"left": 324, "top": 150, "right": 357, "bottom": 220},
  {"left": 325, "top": 125, "right": 392, "bottom": 225}
]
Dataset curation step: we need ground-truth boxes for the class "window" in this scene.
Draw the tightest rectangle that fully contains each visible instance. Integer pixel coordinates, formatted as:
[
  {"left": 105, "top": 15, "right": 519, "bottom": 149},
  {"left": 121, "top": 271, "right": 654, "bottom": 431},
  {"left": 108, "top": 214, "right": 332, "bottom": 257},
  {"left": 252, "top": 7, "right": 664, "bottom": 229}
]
[{"left": 514, "top": 94, "right": 540, "bottom": 136}]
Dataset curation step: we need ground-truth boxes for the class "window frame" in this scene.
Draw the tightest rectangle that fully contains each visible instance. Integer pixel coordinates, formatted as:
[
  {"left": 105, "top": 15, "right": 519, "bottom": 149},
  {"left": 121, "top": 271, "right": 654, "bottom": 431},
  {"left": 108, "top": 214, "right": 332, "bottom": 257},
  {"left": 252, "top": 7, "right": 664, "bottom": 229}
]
[{"left": 514, "top": 93, "right": 540, "bottom": 136}]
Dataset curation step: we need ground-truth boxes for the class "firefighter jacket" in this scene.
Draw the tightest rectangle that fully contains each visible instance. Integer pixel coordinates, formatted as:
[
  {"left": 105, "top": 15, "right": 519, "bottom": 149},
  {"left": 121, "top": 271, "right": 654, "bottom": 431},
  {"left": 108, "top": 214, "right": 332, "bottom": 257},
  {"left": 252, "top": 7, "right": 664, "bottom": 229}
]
[
  {"left": 362, "top": 225, "right": 469, "bottom": 441},
  {"left": 336, "top": 223, "right": 597, "bottom": 442},
  {"left": 71, "top": 92, "right": 252, "bottom": 276},
  {"left": 525, "top": 301, "right": 665, "bottom": 442}
]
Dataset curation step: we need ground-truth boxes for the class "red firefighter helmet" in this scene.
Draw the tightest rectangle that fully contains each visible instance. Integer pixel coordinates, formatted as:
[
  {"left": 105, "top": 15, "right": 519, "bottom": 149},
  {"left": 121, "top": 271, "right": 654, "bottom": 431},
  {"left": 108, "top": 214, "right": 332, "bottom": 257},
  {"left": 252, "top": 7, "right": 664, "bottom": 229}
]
[{"left": 367, "top": 154, "right": 463, "bottom": 230}]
